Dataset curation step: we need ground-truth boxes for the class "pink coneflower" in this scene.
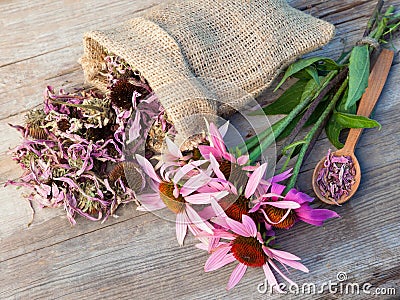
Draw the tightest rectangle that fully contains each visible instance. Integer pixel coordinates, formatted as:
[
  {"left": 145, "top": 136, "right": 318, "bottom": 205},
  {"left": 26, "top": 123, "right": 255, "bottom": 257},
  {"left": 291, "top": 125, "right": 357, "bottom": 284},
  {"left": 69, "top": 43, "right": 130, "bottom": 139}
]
[
  {"left": 250, "top": 181, "right": 340, "bottom": 229},
  {"left": 199, "top": 122, "right": 249, "bottom": 184},
  {"left": 135, "top": 153, "right": 226, "bottom": 246},
  {"left": 154, "top": 136, "right": 194, "bottom": 177},
  {"left": 200, "top": 201, "right": 309, "bottom": 291},
  {"left": 194, "top": 162, "right": 299, "bottom": 221}
]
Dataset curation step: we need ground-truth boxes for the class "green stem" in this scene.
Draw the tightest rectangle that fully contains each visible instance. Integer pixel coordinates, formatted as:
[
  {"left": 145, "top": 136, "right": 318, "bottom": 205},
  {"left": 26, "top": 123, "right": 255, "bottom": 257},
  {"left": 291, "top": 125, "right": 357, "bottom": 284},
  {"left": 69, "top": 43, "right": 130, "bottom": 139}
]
[
  {"left": 279, "top": 146, "right": 297, "bottom": 174},
  {"left": 248, "top": 70, "right": 339, "bottom": 164},
  {"left": 284, "top": 78, "right": 349, "bottom": 193},
  {"left": 241, "top": 117, "right": 287, "bottom": 153},
  {"left": 371, "top": 6, "right": 395, "bottom": 41},
  {"left": 240, "top": 124, "right": 273, "bottom": 152}
]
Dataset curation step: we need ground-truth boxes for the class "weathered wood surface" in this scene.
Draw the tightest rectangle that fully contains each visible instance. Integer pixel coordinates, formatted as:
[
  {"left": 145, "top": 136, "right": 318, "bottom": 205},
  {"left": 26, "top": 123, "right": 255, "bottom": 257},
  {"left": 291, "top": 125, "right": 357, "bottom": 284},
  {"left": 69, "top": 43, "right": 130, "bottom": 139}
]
[{"left": 0, "top": 0, "right": 399, "bottom": 299}]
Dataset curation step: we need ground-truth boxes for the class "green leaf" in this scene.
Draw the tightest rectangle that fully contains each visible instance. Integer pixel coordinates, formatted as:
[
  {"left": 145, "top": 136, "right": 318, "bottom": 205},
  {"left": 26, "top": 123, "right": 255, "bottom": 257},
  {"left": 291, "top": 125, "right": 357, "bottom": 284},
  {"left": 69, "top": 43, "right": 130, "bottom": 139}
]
[
  {"left": 336, "top": 85, "right": 357, "bottom": 114},
  {"left": 275, "top": 57, "right": 339, "bottom": 91},
  {"left": 253, "top": 80, "right": 308, "bottom": 115},
  {"left": 300, "top": 78, "right": 320, "bottom": 102},
  {"left": 292, "top": 69, "right": 313, "bottom": 80},
  {"left": 336, "top": 50, "right": 351, "bottom": 64},
  {"left": 346, "top": 45, "right": 370, "bottom": 109},
  {"left": 334, "top": 111, "right": 382, "bottom": 129},
  {"left": 305, "top": 66, "right": 320, "bottom": 86},
  {"left": 326, "top": 116, "right": 344, "bottom": 149},
  {"left": 316, "top": 59, "right": 342, "bottom": 71}
]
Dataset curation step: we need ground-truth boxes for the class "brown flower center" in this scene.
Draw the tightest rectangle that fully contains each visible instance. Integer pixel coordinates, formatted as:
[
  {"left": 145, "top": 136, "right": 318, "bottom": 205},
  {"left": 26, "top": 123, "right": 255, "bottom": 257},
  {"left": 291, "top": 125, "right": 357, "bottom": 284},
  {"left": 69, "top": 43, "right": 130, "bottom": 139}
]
[
  {"left": 263, "top": 205, "right": 297, "bottom": 229},
  {"left": 110, "top": 79, "right": 136, "bottom": 110},
  {"left": 108, "top": 162, "right": 143, "bottom": 191},
  {"left": 158, "top": 181, "right": 185, "bottom": 214},
  {"left": 231, "top": 236, "right": 266, "bottom": 267},
  {"left": 57, "top": 119, "right": 70, "bottom": 132},
  {"left": 28, "top": 126, "right": 47, "bottom": 140},
  {"left": 220, "top": 194, "right": 249, "bottom": 222},
  {"left": 192, "top": 148, "right": 202, "bottom": 161},
  {"left": 219, "top": 159, "right": 232, "bottom": 179},
  {"left": 110, "top": 79, "right": 150, "bottom": 110},
  {"left": 218, "top": 159, "right": 248, "bottom": 186}
]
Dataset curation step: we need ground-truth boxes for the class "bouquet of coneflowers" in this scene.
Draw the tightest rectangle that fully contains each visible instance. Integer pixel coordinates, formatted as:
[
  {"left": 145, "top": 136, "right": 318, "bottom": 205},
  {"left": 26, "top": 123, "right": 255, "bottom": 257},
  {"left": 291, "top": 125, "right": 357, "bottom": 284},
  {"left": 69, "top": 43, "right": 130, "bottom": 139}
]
[{"left": 133, "top": 121, "right": 338, "bottom": 290}]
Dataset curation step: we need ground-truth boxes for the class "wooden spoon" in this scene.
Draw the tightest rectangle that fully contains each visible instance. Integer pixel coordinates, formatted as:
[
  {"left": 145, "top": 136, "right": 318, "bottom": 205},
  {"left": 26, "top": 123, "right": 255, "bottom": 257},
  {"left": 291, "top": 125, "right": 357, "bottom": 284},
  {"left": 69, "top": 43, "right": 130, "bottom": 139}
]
[{"left": 312, "top": 48, "right": 394, "bottom": 205}]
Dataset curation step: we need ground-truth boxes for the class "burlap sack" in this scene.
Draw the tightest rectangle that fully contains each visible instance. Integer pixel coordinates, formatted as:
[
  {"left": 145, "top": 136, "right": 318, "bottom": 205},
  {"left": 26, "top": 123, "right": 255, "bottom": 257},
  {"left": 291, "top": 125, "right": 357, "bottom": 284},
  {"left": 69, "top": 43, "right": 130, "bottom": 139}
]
[{"left": 80, "top": 0, "right": 334, "bottom": 146}]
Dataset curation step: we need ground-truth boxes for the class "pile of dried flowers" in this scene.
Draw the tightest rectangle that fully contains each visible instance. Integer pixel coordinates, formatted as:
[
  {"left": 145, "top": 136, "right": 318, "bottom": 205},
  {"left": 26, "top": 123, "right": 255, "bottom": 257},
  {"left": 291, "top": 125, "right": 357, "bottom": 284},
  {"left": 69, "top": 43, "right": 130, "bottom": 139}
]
[
  {"left": 316, "top": 149, "right": 356, "bottom": 204},
  {"left": 6, "top": 54, "right": 172, "bottom": 224}
]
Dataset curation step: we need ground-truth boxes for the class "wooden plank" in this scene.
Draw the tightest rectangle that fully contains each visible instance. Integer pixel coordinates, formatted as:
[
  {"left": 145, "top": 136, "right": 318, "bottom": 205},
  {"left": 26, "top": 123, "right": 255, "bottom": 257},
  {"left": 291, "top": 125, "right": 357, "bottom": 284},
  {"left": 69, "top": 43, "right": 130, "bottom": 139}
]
[
  {"left": 0, "top": 0, "right": 161, "bottom": 66},
  {"left": 0, "top": 0, "right": 399, "bottom": 299}
]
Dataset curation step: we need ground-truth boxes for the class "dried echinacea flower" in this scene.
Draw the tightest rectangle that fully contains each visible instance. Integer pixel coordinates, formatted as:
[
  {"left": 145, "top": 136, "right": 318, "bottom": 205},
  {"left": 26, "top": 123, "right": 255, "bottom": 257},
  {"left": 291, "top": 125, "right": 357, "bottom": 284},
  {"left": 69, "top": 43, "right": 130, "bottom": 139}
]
[
  {"left": 108, "top": 161, "right": 145, "bottom": 192},
  {"left": 77, "top": 181, "right": 104, "bottom": 216},
  {"left": 316, "top": 149, "right": 356, "bottom": 204},
  {"left": 25, "top": 109, "right": 47, "bottom": 139},
  {"left": 110, "top": 79, "right": 137, "bottom": 110},
  {"left": 57, "top": 119, "right": 71, "bottom": 132}
]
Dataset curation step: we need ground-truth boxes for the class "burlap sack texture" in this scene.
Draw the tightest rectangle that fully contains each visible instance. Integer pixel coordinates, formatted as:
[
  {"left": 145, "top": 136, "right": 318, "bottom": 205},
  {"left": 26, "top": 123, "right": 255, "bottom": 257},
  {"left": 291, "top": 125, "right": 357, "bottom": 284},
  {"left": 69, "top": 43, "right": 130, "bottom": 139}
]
[{"left": 80, "top": 0, "right": 335, "bottom": 147}]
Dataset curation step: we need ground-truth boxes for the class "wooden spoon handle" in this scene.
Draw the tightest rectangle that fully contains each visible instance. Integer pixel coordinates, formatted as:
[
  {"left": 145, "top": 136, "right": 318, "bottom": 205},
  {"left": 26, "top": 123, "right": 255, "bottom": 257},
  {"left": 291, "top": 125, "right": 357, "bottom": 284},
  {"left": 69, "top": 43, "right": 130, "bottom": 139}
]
[{"left": 343, "top": 49, "right": 394, "bottom": 153}]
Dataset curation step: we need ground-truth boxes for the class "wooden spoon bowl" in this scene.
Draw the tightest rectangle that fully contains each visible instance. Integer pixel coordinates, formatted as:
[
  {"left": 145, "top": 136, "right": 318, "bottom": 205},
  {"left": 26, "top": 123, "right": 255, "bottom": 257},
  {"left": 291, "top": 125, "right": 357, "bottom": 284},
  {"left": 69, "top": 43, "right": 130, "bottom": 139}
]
[
  {"left": 312, "top": 148, "right": 361, "bottom": 205},
  {"left": 312, "top": 49, "right": 394, "bottom": 205}
]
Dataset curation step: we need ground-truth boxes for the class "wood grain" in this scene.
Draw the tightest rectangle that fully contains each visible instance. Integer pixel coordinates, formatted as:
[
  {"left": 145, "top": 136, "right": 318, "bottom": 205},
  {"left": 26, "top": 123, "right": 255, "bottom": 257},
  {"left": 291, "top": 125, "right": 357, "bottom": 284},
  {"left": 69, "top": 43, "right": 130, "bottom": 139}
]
[{"left": 0, "top": 0, "right": 399, "bottom": 299}]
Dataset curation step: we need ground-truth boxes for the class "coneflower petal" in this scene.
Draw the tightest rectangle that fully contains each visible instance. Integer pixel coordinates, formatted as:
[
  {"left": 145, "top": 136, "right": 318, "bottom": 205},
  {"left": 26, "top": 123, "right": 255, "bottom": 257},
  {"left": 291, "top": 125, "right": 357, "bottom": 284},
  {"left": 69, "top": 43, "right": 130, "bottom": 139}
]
[
  {"left": 136, "top": 192, "right": 165, "bottom": 210},
  {"left": 227, "top": 263, "right": 247, "bottom": 290},
  {"left": 210, "top": 196, "right": 227, "bottom": 218},
  {"left": 286, "top": 188, "right": 314, "bottom": 204},
  {"left": 245, "top": 163, "right": 268, "bottom": 198},
  {"left": 236, "top": 155, "right": 249, "bottom": 166},
  {"left": 205, "top": 244, "right": 231, "bottom": 272},
  {"left": 210, "top": 253, "right": 236, "bottom": 272},
  {"left": 226, "top": 217, "right": 252, "bottom": 237},
  {"left": 268, "top": 260, "right": 297, "bottom": 287},
  {"left": 209, "top": 153, "right": 226, "bottom": 180},
  {"left": 271, "top": 183, "right": 286, "bottom": 197},
  {"left": 185, "top": 204, "right": 213, "bottom": 234},
  {"left": 241, "top": 215, "right": 257, "bottom": 237},
  {"left": 270, "top": 168, "right": 293, "bottom": 183},
  {"left": 198, "top": 145, "right": 221, "bottom": 160},
  {"left": 274, "top": 257, "right": 309, "bottom": 273},
  {"left": 209, "top": 122, "right": 226, "bottom": 154},
  {"left": 135, "top": 154, "right": 161, "bottom": 183},
  {"left": 260, "top": 208, "right": 292, "bottom": 225},
  {"left": 180, "top": 172, "right": 212, "bottom": 197},
  {"left": 127, "top": 110, "right": 141, "bottom": 143},
  {"left": 267, "top": 248, "right": 302, "bottom": 261},
  {"left": 218, "top": 121, "right": 230, "bottom": 138},
  {"left": 185, "top": 191, "right": 228, "bottom": 205},
  {"left": 165, "top": 137, "right": 182, "bottom": 158},
  {"left": 264, "top": 200, "right": 300, "bottom": 209},
  {"left": 173, "top": 163, "right": 199, "bottom": 184},
  {"left": 176, "top": 211, "right": 187, "bottom": 246},
  {"left": 263, "top": 263, "right": 283, "bottom": 293}
]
